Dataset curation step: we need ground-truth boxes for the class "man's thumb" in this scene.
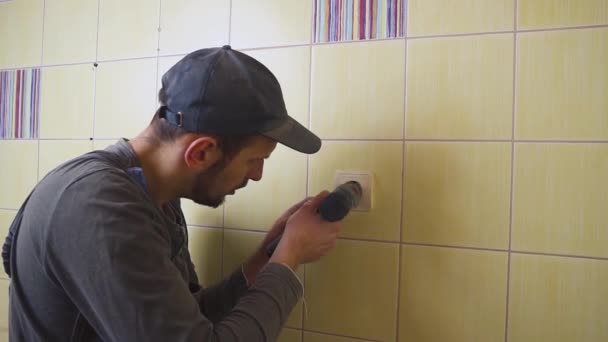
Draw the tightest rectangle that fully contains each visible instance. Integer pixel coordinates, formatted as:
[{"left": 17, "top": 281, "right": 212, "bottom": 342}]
[{"left": 303, "top": 190, "right": 330, "bottom": 211}]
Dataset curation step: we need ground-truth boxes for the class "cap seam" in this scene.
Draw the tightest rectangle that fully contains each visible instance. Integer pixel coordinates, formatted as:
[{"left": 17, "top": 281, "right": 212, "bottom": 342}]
[{"left": 197, "top": 51, "right": 226, "bottom": 131}]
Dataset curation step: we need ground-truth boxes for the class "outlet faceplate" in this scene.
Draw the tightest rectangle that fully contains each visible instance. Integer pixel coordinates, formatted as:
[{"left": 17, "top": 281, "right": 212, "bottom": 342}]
[{"left": 333, "top": 170, "right": 373, "bottom": 211}]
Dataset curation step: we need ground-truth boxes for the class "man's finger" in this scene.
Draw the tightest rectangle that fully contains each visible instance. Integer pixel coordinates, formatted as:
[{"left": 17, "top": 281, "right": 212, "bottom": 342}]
[
  {"left": 286, "top": 196, "right": 312, "bottom": 214},
  {"left": 302, "top": 190, "right": 330, "bottom": 212}
]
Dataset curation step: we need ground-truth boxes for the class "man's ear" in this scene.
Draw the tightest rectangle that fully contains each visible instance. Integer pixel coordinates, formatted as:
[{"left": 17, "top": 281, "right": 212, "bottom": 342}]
[{"left": 183, "top": 136, "right": 223, "bottom": 171}]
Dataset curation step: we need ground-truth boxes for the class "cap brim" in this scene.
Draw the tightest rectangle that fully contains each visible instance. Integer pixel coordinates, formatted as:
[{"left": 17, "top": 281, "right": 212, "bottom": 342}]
[{"left": 259, "top": 117, "right": 321, "bottom": 154}]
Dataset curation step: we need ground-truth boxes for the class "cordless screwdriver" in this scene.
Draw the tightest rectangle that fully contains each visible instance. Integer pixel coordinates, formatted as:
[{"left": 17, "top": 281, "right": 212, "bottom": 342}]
[{"left": 265, "top": 180, "right": 363, "bottom": 257}]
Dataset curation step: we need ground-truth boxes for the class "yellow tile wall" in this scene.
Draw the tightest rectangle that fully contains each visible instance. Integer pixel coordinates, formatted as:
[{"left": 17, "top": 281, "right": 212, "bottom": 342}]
[
  {"left": 0, "top": 0, "right": 43, "bottom": 68},
  {"left": 508, "top": 254, "right": 608, "bottom": 341},
  {"left": 158, "top": 0, "right": 230, "bottom": 56},
  {"left": 408, "top": 0, "right": 514, "bottom": 36},
  {"left": 187, "top": 226, "right": 223, "bottom": 287},
  {"left": 513, "top": 144, "right": 608, "bottom": 257},
  {"left": 96, "top": 0, "right": 160, "bottom": 61},
  {"left": 518, "top": 0, "right": 608, "bottom": 29},
  {"left": 42, "top": 0, "right": 98, "bottom": 65},
  {"left": 0, "top": 280, "right": 8, "bottom": 339},
  {"left": 516, "top": 28, "right": 608, "bottom": 140},
  {"left": 38, "top": 140, "right": 93, "bottom": 177},
  {"left": 311, "top": 40, "right": 405, "bottom": 139},
  {"left": 94, "top": 58, "right": 158, "bottom": 139},
  {"left": 1, "top": 1, "right": 607, "bottom": 341},
  {"left": 403, "top": 142, "right": 512, "bottom": 249},
  {"left": 406, "top": 34, "right": 513, "bottom": 139},
  {"left": 39, "top": 64, "right": 95, "bottom": 139},
  {"left": 399, "top": 246, "right": 508, "bottom": 342}
]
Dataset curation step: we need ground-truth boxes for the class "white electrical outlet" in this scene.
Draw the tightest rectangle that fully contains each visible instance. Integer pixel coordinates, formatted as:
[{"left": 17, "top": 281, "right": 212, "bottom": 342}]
[{"left": 333, "top": 170, "right": 373, "bottom": 211}]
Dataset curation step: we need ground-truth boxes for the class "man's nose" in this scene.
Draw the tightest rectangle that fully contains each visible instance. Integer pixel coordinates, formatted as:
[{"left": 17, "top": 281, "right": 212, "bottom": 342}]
[{"left": 249, "top": 161, "right": 264, "bottom": 181}]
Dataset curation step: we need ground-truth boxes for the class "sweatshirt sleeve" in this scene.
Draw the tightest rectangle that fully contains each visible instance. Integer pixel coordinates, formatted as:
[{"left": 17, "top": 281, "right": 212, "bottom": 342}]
[
  {"left": 190, "top": 265, "right": 249, "bottom": 324},
  {"left": 192, "top": 261, "right": 302, "bottom": 332},
  {"left": 47, "top": 171, "right": 302, "bottom": 342}
]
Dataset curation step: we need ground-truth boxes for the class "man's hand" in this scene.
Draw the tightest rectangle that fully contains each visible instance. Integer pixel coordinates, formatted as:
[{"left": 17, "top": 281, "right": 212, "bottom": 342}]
[
  {"left": 261, "top": 196, "right": 312, "bottom": 249},
  {"left": 269, "top": 191, "right": 342, "bottom": 270},
  {"left": 241, "top": 196, "right": 312, "bottom": 285}
]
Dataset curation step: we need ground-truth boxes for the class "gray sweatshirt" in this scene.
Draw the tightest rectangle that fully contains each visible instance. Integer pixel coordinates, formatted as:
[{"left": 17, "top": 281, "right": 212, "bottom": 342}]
[{"left": 3, "top": 139, "right": 303, "bottom": 341}]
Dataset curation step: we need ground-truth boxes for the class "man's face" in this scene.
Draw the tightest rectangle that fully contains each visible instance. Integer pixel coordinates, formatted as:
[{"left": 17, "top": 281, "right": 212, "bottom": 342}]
[{"left": 190, "top": 135, "right": 277, "bottom": 207}]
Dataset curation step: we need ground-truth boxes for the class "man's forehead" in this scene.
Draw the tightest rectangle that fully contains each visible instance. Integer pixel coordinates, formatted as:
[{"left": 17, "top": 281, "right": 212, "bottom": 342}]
[{"left": 243, "top": 135, "right": 277, "bottom": 156}]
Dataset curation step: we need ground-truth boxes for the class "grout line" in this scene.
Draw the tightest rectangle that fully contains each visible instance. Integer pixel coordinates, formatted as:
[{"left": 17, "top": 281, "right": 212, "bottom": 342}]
[
  {"left": 201, "top": 223, "right": 270, "bottom": 239},
  {"left": 0, "top": 55, "right": 153, "bottom": 72},
  {"left": 518, "top": 23, "right": 608, "bottom": 33},
  {"left": 0, "top": 65, "right": 42, "bottom": 72},
  {"left": 303, "top": 329, "right": 382, "bottom": 342},
  {"left": 36, "top": 0, "right": 47, "bottom": 179},
  {"left": 408, "top": 30, "right": 514, "bottom": 40},
  {"left": 1, "top": 137, "right": 90, "bottom": 141},
  {"left": 239, "top": 43, "right": 314, "bottom": 53},
  {"left": 227, "top": 0, "right": 232, "bottom": 44},
  {"left": 154, "top": 58, "right": 160, "bottom": 106},
  {"left": 222, "top": 0, "right": 232, "bottom": 282},
  {"left": 89, "top": 137, "right": 121, "bottom": 141},
  {"left": 515, "top": 139, "right": 608, "bottom": 144},
  {"left": 91, "top": 65, "right": 97, "bottom": 141},
  {"left": 221, "top": 204, "right": 225, "bottom": 278},
  {"left": 187, "top": 224, "right": 223, "bottom": 231},
  {"left": 156, "top": 0, "right": 162, "bottom": 54},
  {"left": 154, "top": 0, "right": 162, "bottom": 109},
  {"left": 36, "top": 0, "right": 46, "bottom": 180},
  {"left": 168, "top": 21, "right": 608, "bottom": 56},
  {"left": 406, "top": 23, "right": 608, "bottom": 40},
  {"left": 193, "top": 225, "right": 608, "bottom": 261},
  {"left": 331, "top": 236, "right": 403, "bottom": 245},
  {"left": 44, "top": 61, "right": 98, "bottom": 69},
  {"left": 91, "top": 0, "right": 101, "bottom": 141},
  {"left": 157, "top": 52, "right": 187, "bottom": 59},
  {"left": 0, "top": 56, "right": 158, "bottom": 74},
  {"left": 302, "top": 1, "right": 315, "bottom": 336},
  {"left": 314, "top": 36, "right": 405, "bottom": 46},
  {"left": 396, "top": 1, "right": 409, "bottom": 340},
  {"left": 94, "top": 0, "right": 100, "bottom": 62},
  {"left": 325, "top": 138, "right": 608, "bottom": 143},
  {"left": 2, "top": 22, "right": 607, "bottom": 72},
  {"left": 280, "top": 327, "right": 301, "bottom": 337},
  {"left": 95, "top": 55, "right": 159, "bottom": 64},
  {"left": 9, "top": 137, "right": 608, "bottom": 144},
  {"left": 323, "top": 138, "right": 405, "bottom": 142},
  {"left": 512, "top": 250, "right": 608, "bottom": 261},
  {"left": 0, "top": 208, "right": 18, "bottom": 212},
  {"left": 40, "top": 0, "right": 46, "bottom": 66},
  {"left": 505, "top": 3, "right": 518, "bottom": 340},
  {"left": 400, "top": 241, "right": 508, "bottom": 253},
  {"left": 402, "top": 14, "right": 408, "bottom": 141},
  {"left": 190, "top": 219, "right": 225, "bottom": 277},
  {"left": 310, "top": 0, "right": 315, "bottom": 44},
  {"left": 306, "top": 43, "right": 314, "bottom": 199},
  {"left": 515, "top": 0, "right": 519, "bottom": 29},
  {"left": 405, "top": 138, "right": 510, "bottom": 142},
  {"left": 188, "top": 223, "right": 224, "bottom": 229},
  {"left": 326, "top": 138, "right": 508, "bottom": 142}
]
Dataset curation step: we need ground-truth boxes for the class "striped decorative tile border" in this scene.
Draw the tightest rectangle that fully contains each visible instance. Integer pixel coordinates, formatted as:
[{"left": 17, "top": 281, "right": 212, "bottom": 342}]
[
  {"left": 313, "top": 0, "right": 406, "bottom": 43},
  {"left": 0, "top": 68, "right": 41, "bottom": 139}
]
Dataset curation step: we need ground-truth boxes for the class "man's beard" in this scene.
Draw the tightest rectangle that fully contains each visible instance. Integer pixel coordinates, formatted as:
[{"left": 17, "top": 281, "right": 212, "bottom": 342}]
[{"left": 190, "top": 159, "right": 228, "bottom": 208}]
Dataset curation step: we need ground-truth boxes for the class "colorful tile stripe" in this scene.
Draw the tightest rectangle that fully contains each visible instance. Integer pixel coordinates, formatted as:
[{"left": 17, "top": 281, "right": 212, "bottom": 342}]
[
  {"left": 314, "top": 0, "right": 406, "bottom": 43},
  {"left": 0, "top": 68, "right": 41, "bottom": 139}
]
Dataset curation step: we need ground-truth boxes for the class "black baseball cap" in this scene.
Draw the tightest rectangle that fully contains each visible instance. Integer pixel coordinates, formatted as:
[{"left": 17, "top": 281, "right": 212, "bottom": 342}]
[{"left": 159, "top": 45, "right": 321, "bottom": 154}]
